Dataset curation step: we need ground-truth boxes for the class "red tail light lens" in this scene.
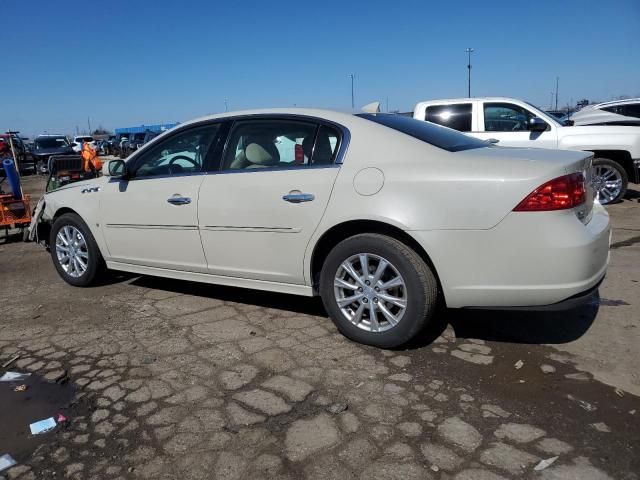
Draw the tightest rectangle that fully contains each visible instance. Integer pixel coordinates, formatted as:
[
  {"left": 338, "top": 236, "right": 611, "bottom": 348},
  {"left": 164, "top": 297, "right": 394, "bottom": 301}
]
[{"left": 514, "top": 173, "right": 586, "bottom": 211}]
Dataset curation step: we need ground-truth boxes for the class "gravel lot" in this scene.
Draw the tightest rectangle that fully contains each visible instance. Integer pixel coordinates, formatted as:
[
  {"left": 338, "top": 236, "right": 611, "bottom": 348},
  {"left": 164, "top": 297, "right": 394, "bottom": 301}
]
[{"left": 0, "top": 175, "right": 638, "bottom": 480}]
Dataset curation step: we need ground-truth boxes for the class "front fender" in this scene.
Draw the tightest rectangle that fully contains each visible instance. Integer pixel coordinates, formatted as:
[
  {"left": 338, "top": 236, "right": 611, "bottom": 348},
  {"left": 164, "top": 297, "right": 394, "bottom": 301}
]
[{"left": 40, "top": 178, "right": 107, "bottom": 254}]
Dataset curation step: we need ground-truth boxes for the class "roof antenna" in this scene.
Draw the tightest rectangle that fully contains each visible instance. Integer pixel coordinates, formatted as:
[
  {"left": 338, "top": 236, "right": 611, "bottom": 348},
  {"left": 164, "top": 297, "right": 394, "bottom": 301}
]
[{"left": 361, "top": 102, "right": 381, "bottom": 113}]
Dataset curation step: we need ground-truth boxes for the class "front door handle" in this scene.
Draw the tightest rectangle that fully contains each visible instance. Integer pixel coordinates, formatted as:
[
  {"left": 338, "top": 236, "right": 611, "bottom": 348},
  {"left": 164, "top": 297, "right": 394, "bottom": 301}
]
[
  {"left": 283, "top": 191, "right": 315, "bottom": 203},
  {"left": 167, "top": 196, "right": 191, "bottom": 205},
  {"left": 487, "top": 138, "right": 500, "bottom": 144}
]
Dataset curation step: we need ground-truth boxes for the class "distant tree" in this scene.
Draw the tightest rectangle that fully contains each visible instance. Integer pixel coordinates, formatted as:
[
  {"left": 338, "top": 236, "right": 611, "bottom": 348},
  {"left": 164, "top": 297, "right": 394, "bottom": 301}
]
[{"left": 92, "top": 125, "right": 111, "bottom": 135}]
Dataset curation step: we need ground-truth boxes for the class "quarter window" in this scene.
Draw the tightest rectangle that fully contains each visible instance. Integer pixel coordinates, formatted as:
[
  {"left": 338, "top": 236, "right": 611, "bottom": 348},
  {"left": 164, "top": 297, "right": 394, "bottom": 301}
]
[
  {"left": 425, "top": 103, "right": 472, "bottom": 132},
  {"left": 222, "top": 120, "right": 332, "bottom": 171},
  {"left": 133, "top": 124, "right": 220, "bottom": 178},
  {"left": 484, "top": 103, "right": 542, "bottom": 132}
]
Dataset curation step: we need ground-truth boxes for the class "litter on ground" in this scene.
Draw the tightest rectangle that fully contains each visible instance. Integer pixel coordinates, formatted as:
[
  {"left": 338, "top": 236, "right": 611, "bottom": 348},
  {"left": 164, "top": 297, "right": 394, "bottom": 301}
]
[
  {"left": 29, "top": 417, "right": 57, "bottom": 435},
  {"left": 0, "top": 372, "right": 31, "bottom": 382},
  {"left": 0, "top": 453, "right": 17, "bottom": 472}
]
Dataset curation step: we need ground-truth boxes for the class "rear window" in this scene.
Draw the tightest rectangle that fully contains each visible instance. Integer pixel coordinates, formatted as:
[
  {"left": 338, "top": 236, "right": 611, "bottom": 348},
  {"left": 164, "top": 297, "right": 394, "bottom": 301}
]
[
  {"left": 425, "top": 103, "right": 472, "bottom": 132},
  {"left": 357, "top": 113, "right": 487, "bottom": 152}
]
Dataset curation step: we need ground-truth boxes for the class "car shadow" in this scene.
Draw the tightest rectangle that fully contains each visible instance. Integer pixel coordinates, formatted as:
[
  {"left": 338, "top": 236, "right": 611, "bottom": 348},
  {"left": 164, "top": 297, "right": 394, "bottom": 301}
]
[
  {"left": 129, "top": 275, "right": 328, "bottom": 317},
  {"left": 0, "top": 230, "right": 26, "bottom": 245},
  {"left": 125, "top": 274, "right": 599, "bottom": 348},
  {"left": 623, "top": 186, "right": 639, "bottom": 203}
]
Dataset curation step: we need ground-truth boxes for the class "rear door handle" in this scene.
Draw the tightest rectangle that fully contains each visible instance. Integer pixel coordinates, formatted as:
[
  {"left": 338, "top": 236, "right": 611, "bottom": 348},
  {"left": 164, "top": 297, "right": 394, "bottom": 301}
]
[
  {"left": 283, "top": 191, "right": 315, "bottom": 203},
  {"left": 167, "top": 196, "right": 191, "bottom": 205}
]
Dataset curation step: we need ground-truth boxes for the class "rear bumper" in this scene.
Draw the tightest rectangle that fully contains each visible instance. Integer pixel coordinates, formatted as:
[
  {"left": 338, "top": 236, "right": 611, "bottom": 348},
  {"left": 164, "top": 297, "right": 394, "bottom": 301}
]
[
  {"left": 410, "top": 202, "right": 611, "bottom": 308},
  {"left": 465, "top": 275, "right": 604, "bottom": 311}
]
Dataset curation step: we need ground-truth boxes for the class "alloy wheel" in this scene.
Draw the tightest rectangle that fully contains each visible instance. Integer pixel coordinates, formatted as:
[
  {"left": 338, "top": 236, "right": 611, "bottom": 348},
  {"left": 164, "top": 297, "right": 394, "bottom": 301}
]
[
  {"left": 593, "top": 164, "right": 623, "bottom": 204},
  {"left": 55, "top": 225, "right": 89, "bottom": 278},
  {"left": 334, "top": 253, "right": 407, "bottom": 332}
]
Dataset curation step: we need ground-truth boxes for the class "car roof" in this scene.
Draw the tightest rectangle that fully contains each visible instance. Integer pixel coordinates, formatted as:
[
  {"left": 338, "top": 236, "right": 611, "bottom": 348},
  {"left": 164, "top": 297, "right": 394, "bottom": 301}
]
[
  {"left": 416, "top": 97, "right": 524, "bottom": 104},
  {"left": 173, "top": 108, "right": 358, "bottom": 130},
  {"left": 592, "top": 98, "right": 640, "bottom": 108}
]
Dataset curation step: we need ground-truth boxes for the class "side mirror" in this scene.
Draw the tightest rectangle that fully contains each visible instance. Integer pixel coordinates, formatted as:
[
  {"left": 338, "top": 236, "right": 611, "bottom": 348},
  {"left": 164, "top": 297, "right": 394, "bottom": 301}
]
[
  {"left": 528, "top": 117, "right": 548, "bottom": 132},
  {"left": 102, "top": 159, "right": 128, "bottom": 178},
  {"left": 563, "top": 119, "right": 574, "bottom": 126}
]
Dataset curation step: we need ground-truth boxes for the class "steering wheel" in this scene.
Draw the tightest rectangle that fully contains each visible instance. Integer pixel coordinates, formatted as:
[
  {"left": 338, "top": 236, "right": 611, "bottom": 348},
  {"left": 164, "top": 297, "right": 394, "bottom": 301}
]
[{"left": 168, "top": 155, "right": 199, "bottom": 173}]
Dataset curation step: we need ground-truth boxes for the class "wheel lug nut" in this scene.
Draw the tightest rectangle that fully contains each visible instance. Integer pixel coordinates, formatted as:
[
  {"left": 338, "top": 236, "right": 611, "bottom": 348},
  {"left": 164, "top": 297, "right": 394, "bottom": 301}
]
[
  {"left": 374, "top": 287, "right": 379, "bottom": 292},
  {"left": 365, "top": 280, "right": 370, "bottom": 286},
  {"left": 362, "top": 298, "right": 368, "bottom": 303},
  {"left": 358, "top": 287, "right": 363, "bottom": 292},
  {"left": 373, "top": 298, "right": 378, "bottom": 303}
]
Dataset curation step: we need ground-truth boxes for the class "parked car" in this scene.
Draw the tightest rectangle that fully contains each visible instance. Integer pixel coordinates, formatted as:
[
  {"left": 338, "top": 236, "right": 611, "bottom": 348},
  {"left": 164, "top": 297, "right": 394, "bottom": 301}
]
[
  {"left": 570, "top": 98, "right": 640, "bottom": 126},
  {"left": 122, "top": 131, "right": 159, "bottom": 157},
  {"left": 31, "top": 109, "right": 610, "bottom": 348},
  {"left": 414, "top": 97, "right": 640, "bottom": 204},
  {"left": 32, "top": 135, "right": 75, "bottom": 173},
  {"left": 71, "top": 136, "right": 97, "bottom": 153},
  {"left": 0, "top": 133, "right": 36, "bottom": 174}
]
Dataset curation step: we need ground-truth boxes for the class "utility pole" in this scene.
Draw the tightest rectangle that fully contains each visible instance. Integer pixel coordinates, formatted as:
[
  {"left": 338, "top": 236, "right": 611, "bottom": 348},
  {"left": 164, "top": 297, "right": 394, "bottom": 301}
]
[
  {"left": 87, "top": 117, "right": 92, "bottom": 135},
  {"left": 349, "top": 74, "right": 355, "bottom": 111},
  {"left": 465, "top": 48, "right": 474, "bottom": 97},
  {"left": 550, "top": 92, "right": 554, "bottom": 110},
  {"left": 555, "top": 76, "right": 559, "bottom": 111},
  {"left": 224, "top": 99, "right": 228, "bottom": 112}
]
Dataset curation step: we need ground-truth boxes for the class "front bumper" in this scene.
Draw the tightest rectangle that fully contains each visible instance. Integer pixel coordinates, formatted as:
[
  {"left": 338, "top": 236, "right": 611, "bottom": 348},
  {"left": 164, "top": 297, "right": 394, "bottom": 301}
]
[{"left": 410, "top": 203, "right": 611, "bottom": 308}]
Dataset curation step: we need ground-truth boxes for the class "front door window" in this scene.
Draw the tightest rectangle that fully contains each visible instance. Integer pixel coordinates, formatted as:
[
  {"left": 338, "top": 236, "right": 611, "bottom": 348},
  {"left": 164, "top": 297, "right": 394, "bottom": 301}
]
[{"left": 483, "top": 103, "right": 545, "bottom": 132}]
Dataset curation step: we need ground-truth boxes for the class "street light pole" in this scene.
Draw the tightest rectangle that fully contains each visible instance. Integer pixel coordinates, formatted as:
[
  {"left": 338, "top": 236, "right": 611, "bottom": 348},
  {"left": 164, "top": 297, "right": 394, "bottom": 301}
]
[
  {"left": 466, "top": 48, "right": 474, "bottom": 98},
  {"left": 555, "top": 76, "right": 559, "bottom": 111},
  {"left": 349, "top": 74, "right": 355, "bottom": 111}
]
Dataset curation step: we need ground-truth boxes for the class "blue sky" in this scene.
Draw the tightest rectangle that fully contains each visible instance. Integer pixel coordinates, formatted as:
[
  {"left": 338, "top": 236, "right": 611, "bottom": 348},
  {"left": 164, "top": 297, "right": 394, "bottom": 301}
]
[{"left": 3, "top": 0, "right": 639, "bottom": 137}]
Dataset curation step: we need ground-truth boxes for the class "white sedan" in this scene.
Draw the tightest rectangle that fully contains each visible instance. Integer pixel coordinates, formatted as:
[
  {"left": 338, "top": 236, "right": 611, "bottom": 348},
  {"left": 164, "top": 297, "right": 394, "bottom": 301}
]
[{"left": 33, "top": 109, "right": 610, "bottom": 347}]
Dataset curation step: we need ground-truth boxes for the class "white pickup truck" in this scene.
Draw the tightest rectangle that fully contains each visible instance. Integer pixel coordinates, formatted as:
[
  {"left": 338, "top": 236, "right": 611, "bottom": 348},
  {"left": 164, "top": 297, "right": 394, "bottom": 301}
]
[{"left": 413, "top": 97, "right": 640, "bottom": 204}]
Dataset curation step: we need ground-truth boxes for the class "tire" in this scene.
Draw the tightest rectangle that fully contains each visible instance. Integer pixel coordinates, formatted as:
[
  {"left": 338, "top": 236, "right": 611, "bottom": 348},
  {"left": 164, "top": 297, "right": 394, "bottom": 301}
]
[
  {"left": 593, "top": 158, "right": 628, "bottom": 205},
  {"left": 319, "top": 233, "right": 438, "bottom": 348},
  {"left": 49, "top": 213, "right": 105, "bottom": 287}
]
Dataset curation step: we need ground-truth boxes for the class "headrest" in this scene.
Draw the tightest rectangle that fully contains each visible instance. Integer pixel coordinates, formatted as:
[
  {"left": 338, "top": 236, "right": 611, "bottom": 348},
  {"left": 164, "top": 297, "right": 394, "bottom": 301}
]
[{"left": 245, "top": 142, "right": 279, "bottom": 166}]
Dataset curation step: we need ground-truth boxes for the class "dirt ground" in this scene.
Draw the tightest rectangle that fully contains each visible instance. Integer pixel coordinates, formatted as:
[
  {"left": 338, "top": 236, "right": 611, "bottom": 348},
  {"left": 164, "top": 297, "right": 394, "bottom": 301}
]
[{"left": 0, "top": 175, "right": 638, "bottom": 480}]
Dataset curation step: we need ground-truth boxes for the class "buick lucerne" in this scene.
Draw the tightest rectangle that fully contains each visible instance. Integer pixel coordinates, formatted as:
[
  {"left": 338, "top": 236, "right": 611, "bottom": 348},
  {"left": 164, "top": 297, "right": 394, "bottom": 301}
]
[{"left": 32, "top": 109, "right": 611, "bottom": 347}]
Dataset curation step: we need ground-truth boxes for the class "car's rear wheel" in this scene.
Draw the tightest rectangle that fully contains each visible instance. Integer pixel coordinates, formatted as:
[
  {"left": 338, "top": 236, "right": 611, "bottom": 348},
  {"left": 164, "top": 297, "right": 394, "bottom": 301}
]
[
  {"left": 50, "top": 213, "right": 105, "bottom": 287},
  {"left": 319, "top": 233, "right": 438, "bottom": 348},
  {"left": 593, "top": 158, "right": 627, "bottom": 205}
]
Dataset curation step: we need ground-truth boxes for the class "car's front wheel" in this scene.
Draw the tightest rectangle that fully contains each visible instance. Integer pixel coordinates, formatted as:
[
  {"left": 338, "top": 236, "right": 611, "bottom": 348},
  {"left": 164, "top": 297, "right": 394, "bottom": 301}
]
[
  {"left": 50, "top": 213, "right": 105, "bottom": 287},
  {"left": 319, "top": 233, "right": 438, "bottom": 348},
  {"left": 593, "top": 158, "right": 628, "bottom": 205}
]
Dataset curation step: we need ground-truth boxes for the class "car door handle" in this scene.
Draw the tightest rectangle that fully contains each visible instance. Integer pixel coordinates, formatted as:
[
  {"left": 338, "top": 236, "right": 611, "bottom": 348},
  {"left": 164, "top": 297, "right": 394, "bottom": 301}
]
[
  {"left": 167, "top": 196, "right": 191, "bottom": 205},
  {"left": 487, "top": 138, "right": 500, "bottom": 144},
  {"left": 283, "top": 191, "right": 315, "bottom": 203}
]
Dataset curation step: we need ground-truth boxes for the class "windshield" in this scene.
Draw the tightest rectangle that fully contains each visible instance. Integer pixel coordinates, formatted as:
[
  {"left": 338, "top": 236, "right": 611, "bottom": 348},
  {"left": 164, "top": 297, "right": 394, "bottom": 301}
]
[
  {"left": 35, "top": 137, "right": 69, "bottom": 149},
  {"left": 524, "top": 102, "right": 561, "bottom": 126},
  {"left": 357, "top": 113, "right": 488, "bottom": 152}
]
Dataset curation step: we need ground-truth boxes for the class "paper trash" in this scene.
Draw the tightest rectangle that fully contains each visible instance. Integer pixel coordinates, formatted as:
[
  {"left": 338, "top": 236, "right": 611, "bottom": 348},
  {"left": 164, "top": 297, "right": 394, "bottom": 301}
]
[
  {"left": 0, "top": 453, "right": 17, "bottom": 472},
  {"left": 29, "top": 417, "right": 57, "bottom": 435},
  {"left": 0, "top": 372, "right": 31, "bottom": 382}
]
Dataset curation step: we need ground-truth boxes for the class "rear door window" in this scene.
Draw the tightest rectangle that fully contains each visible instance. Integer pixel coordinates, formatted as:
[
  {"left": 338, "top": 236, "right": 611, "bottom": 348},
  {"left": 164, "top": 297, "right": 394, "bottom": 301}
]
[{"left": 425, "top": 103, "right": 472, "bottom": 132}]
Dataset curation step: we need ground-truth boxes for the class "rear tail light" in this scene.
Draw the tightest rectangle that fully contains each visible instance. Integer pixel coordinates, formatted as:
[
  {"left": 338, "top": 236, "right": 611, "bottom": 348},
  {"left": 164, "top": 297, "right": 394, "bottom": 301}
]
[{"left": 514, "top": 172, "right": 586, "bottom": 211}]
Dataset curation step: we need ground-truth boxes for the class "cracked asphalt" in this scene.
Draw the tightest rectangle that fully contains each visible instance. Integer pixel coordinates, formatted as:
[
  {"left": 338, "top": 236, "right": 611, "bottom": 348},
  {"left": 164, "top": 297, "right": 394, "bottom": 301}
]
[{"left": 0, "top": 176, "right": 638, "bottom": 480}]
